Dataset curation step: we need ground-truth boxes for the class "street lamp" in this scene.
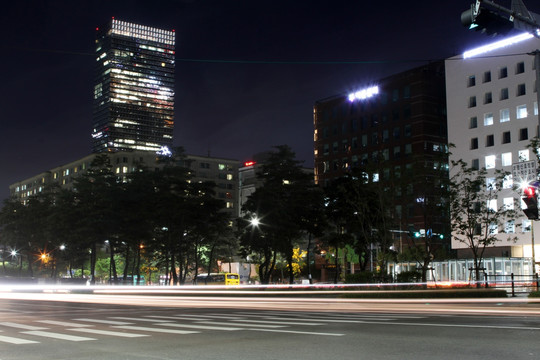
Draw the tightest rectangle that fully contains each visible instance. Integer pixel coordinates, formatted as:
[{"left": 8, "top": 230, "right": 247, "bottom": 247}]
[{"left": 250, "top": 217, "right": 260, "bottom": 227}]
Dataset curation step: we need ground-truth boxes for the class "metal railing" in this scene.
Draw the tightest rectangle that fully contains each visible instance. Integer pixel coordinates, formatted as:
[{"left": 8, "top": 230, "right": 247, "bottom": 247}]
[{"left": 484, "top": 273, "right": 540, "bottom": 296}]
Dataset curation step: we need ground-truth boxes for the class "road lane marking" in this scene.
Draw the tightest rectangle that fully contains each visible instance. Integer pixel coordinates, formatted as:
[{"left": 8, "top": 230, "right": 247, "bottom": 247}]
[
  {"left": 0, "top": 322, "right": 48, "bottom": 331},
  {"left": 196, "top": 321, "right": 286, "bottom": 329},
  {"left": 250, "top": 328, "right": 345, "bottom": 336},
  {"left": 357, "top": 320, "right": 540, "bottom": 331},
  {"left": 69, "top": 328, "right": 150, "bottom": 338},
  {"left": 22, "top": 330, "right": 96, "bottom": 342},
  {"left": 110, "top": 317, "right": 174, "bottom": 323},
  {"left": 36, "top": 320, "right": 93, "bottom": 327},
  {"left": 0, "top": 335, "right": 39, "bottom": 344},
  {"left": 180, "top": 314, "right": 246, "bottom": 320},
  {"left": 159, "top": 323, "right": 242, "bottom": 331},
  {"left": 145, "top": 315, "right": 211, "bottom": 321},
  {"left": 72, "top": 318, "right": 133, "bottom": 325},
  {"left": 231, "top": 319, "right": 323, "bottom": 326},
  {"left": 262, "top": 316, "right": 396, "bottom": 323},
  {"left": 112, "top": 325, "right": 199, "bottom": 335}
]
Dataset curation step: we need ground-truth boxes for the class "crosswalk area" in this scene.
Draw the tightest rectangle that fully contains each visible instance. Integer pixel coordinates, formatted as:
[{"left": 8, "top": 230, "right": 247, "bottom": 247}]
[{"left": 0, "top": 310, "right": 425, "bottom": 345}]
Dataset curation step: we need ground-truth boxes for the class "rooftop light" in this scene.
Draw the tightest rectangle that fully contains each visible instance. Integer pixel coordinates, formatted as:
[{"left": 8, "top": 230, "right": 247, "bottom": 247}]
[{"left": 463, "top": 32, "right": 534, "bottom": 59}]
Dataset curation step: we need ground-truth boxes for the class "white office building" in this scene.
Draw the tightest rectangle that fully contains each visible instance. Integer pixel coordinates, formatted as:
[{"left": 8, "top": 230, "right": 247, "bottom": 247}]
[{"left": 445, "top": 33, "right": 540, "bottom": 264}]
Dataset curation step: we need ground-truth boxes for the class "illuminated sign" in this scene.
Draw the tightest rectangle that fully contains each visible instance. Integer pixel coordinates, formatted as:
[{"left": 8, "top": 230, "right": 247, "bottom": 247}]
[
  {"left": 463, "top": 32, "right": 533, "bottom": 59},
  {"left": 244, "top": 161, "right": 256, "bottom": 167},
  {"left": 348, "top": 85, "right": 379, "bottom": 102},
  {"left": 157, "top": 146, "right": 172, "bottom": 157}
]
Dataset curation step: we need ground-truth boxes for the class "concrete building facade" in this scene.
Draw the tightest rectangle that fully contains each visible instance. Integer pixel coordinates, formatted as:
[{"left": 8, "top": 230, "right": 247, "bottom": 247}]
[{"left": 445, "top": 33, "right": 540, "bottom": 262}]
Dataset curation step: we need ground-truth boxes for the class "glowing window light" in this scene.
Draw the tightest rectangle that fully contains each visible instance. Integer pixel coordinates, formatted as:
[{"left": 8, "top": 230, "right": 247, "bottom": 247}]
[
  {"left": 463, "top": 32, "right": 534, "bottom": 59},
  {"left": 348, "top": 85, "right": 379, "bottom": 102}
]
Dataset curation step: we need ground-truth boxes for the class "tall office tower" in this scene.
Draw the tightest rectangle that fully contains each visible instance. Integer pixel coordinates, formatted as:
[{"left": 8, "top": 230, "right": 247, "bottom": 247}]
[{"left": 92, "top": 18, "right": 175, "bottom": 153}]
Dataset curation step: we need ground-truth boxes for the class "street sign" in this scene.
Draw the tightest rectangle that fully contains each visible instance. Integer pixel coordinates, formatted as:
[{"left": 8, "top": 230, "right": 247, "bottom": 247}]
[{"left": 512, "top": 160, "right": 537, "bottom": 183}]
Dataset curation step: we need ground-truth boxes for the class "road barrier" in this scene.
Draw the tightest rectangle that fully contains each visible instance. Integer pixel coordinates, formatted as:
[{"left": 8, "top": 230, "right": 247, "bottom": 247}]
[{"left": 484, "top": 273, "right": 539, "bottom": 296}]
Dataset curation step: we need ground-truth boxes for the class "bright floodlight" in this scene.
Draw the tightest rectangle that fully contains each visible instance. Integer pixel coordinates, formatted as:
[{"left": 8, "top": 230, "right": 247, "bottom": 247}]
[
  {"left": 463, "top": 32, "right": 534, "bottom": 59},
  {"left": 250, "top": 217, "right": 260, "bottom": 226},
  {"left": 348, "top": 85, "right": 379, "bottom": 102}
]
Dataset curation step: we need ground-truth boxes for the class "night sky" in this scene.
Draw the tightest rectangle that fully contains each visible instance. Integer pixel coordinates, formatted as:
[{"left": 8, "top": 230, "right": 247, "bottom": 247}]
[{"left": 1, "top": 0, "right": 534, "bottom": 201}]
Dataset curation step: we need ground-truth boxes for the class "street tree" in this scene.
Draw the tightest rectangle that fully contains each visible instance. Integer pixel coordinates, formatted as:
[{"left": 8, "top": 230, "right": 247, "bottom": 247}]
[
  {"left": 240, "top": 145, "right": 314, "bottom": 284},
  {"left": 449, "top": 159, "right": 518, "bottom": 284}
]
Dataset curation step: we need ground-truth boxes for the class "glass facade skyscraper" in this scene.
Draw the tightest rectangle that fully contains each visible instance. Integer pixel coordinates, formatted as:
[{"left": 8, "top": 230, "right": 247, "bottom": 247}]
[{"left": 92, "top": 18, "right": 175, "bottom": 153}]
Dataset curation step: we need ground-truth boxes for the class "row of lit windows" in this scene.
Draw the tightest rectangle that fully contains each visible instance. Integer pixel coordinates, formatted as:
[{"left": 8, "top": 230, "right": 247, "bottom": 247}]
[
  {"left": 111, "top": 19, "right": 175, "bottom": 45},
  {"left": 469, "top": 103, "right": 538, "bottom": 128},
  {"left": 470, "top": 149, "right": 530, "bottom": 170}
]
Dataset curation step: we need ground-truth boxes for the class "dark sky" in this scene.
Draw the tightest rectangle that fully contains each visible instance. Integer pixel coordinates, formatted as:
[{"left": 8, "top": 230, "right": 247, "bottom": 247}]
[{"left": 1, "top": 0, "right": 533, "bottom": 201}]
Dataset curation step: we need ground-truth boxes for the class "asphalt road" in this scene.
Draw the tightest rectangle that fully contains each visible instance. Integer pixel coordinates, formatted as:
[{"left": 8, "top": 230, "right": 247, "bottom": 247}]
[{"left": 0, "top": 294, "right": 539, "bottom": 360}]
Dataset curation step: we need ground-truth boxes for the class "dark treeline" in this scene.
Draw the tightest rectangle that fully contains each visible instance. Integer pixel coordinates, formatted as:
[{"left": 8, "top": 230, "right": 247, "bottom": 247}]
[{"left": 1, "top": 145, "right": 459, "bottom": 284}]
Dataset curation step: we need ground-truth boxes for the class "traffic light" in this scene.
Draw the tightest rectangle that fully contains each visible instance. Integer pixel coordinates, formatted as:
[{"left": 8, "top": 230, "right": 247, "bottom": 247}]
[
  {"left": 461, "top": 4, "right": 514, "bottom": 36},
  {"left": 522, "top": 186, "right": 539, "bottom": 220}
]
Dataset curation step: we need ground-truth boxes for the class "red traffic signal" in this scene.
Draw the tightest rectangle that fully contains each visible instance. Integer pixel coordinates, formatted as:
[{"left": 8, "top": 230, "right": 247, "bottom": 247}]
[
  {"left": 522, "top": 185, "right": 539, "bottom": 220},
  {"left": 524, "top": 186, "right": 536, "bottom": 198}
]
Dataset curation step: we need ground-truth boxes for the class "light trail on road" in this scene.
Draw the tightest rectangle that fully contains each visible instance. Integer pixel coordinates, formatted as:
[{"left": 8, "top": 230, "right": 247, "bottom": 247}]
[{"left": 1, "top": 290, "right": 540, "bottom": 316}]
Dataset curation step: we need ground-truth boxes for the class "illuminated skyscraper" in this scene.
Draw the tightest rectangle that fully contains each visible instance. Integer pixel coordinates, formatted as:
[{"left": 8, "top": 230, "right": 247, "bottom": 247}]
[{"left": 92, "top": 18, "right": 175, "bottom": 153}]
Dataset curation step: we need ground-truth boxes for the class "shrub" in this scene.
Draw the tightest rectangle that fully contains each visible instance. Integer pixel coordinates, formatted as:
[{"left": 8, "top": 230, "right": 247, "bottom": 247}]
[{"left": 344, "top": 271, "right": 376, "bottom": 284}]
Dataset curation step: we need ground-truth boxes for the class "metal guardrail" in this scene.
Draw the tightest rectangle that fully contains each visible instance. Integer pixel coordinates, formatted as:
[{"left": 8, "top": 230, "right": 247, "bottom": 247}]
[{"left": 484, "top": 273, "right": 540, "bottom": 297}]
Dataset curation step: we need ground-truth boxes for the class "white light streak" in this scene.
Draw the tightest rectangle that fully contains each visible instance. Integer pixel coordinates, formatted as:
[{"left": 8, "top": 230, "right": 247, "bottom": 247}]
[{"left": 463, "top": 32, "right": 534, "bottom": 59}]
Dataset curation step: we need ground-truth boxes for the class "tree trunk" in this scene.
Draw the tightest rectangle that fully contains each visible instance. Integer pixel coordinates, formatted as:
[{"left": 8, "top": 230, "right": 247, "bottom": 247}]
[
  {"left": 287, "top": 249, "right": 294, "bottom": 284},
  {"left": 89, "top": 242, "right": 96, "bottom": 285}
]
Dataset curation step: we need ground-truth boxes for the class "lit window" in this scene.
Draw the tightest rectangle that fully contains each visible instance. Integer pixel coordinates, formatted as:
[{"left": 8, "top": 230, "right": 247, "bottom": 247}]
[
  {"left": 503, "top": 174, "right": 513, "bottom": 189},
  {"left": 523, "top": 219, "right": 531, "bottom": 233},
  {"left": 501, "top": 152, "right": 512, "bottom": 166},
  {"left": 500, "top": 108, "right": 510, "bottom": 122},
  {"left": 505, "top": 220, "right": 515, "bottom": 233},
  {"left": 503, "top": 197, "right": 514, "bottom": 210},
  {"left": 484, "top": 113, "right": 494, "bottom": 126},
  {"left": 486, "top": 177, "right": 496, "bottom": 190},
  {"left": 226, "top": 174, "right": 233, "bottom": 180},
  {"left": 485, "top": 155, "right": 496, "bottom": 169},
  {"left": 517, "top": 105, "right": 528, "bottom": 119},
  {"left": 519, "top": 149, "right": 529, "bottom": 161},
  {"left": 487, "top": 199, "right": 497, "bottom": 212}
]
